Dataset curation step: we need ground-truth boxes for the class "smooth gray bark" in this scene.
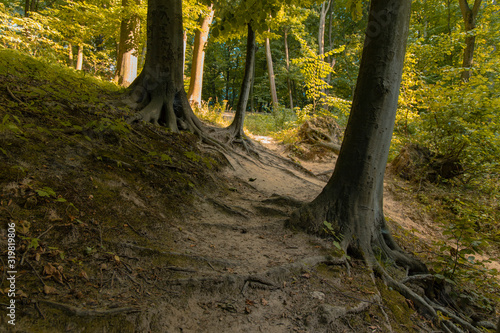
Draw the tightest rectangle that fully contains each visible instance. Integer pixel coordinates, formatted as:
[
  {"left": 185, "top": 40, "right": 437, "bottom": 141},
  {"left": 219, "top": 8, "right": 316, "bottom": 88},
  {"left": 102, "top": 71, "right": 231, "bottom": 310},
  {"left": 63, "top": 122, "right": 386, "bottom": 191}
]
[
  {"left": 265, "top": 35, "right": 279, "bottom": 110},
  {"left": 115, "top": 0, "right": 140, "bottom": 87},
  {"left": 187, "top": 5, "right": 215, "bottom": 107},
  {"left": 284, "top": 29, "right": 294, "bottom": 110},
  {"left": 127, "top": 0, "right": 203, "bottom": 134},
  {"left": 288, "top": 0, "right": 426, "bottom": 274},
  {"left": 228, "top": 23, "right": 256, "bottom": 138}
]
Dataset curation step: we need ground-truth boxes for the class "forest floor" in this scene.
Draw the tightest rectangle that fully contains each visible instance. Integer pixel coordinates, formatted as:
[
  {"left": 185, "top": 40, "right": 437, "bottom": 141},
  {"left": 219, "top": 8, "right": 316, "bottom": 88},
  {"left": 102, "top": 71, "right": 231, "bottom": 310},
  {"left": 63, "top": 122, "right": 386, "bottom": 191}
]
[{"left": 0, "top": 50, "right": 498, "bottom": 332}]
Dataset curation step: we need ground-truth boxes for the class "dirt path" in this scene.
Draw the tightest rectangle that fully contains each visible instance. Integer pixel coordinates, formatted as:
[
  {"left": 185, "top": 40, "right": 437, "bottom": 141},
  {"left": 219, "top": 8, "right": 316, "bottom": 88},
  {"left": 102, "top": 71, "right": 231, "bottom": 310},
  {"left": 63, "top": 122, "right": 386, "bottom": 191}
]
[
  {"left": 9, "top": 134, "right": 497, "bottom": 332},
  {"left": 122, "top": 141, "right": 428, "bottom": 333}
]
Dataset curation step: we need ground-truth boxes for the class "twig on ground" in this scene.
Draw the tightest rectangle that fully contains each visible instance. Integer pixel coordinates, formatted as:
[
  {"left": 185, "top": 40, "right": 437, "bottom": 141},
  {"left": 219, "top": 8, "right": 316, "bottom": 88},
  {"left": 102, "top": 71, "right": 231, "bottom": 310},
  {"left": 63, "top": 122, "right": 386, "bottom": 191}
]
[
  {"left": 6, "top": 86, "right": 25, "bottom": 105},
  {"left": 25, "top": 259, "right": 46, "bottom": 286},
  {"left": 36, "top": 225, "right": 54, "bottom": 239}
]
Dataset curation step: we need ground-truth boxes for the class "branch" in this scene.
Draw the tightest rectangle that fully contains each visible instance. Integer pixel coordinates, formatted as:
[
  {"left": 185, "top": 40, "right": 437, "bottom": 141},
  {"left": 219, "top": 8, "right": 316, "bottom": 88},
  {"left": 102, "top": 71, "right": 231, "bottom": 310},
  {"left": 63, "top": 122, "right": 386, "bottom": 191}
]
[{"left": 472, "top": 0, "right": 482, "bottom": 17}]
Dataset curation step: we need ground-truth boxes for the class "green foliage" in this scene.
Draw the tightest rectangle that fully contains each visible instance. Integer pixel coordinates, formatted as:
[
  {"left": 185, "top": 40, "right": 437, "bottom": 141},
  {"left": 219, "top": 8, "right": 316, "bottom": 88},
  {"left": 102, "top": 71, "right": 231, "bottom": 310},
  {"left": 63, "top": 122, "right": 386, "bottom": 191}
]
[
  {"left": 292, "top": 35, "right": 345, "bottom": 112},
  {"left": 36, "top": 186, "right": 57, "bottom": 198},
  {"left": 0, "top": 114, "right": 22, "bottom": 134},
  {"left": 86, "top": 118, "right": 131, "bottom": 136},
  {"left": 392, "top": 1, "right": 500, "bottom": 184},
  {"left": 193, "top": 99, "right": 230, "bottom": 127}
]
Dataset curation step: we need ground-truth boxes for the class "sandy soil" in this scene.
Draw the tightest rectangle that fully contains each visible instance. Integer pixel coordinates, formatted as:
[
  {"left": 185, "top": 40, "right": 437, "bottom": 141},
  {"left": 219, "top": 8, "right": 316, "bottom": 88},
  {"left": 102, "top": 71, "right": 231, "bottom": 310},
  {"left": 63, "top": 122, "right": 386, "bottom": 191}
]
[{"left": 5, "top": 134, "right": 498, "bottom": 333}]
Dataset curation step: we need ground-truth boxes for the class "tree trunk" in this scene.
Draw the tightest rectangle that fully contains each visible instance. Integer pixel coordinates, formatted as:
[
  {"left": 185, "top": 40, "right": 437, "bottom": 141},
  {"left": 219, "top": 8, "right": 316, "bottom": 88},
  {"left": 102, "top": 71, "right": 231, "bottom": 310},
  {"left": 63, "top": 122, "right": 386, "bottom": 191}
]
[
  {"left": 76, "top": 44, "right": 84, "bottom": 70},
  {"left": 115, "top": 0, "right": 141, "bottom": 87},
  {"left": 182, "top": 30, "right": 187, "bottom": 78},
  {"left": 318, "top": 0, "right": 332, "bottom": 109},
  {"left": 265, "top": 34, "right": 279, "bottom": 110},
  {"left": 187, "top": 5, "right": 215, "bottom": 107},
  {"left": 458, "top": 0, "right": 482, "bottom": 82},
  {"left": 68, "top": 42, "right": 74, "bottom": 68},
  {"left": 227, "top": 23, "right": 256, "bottom": 139},
  {"left": 318, "top": 0, "right": 331, "bottom": 56},
  {"left": 287, "top": 0, "right": 426, "bottom": 274},
  {"left": 284, "top": 29, "right": 294, "bottom": 110},
  {"left": 127, "top": 0, "right": 203, "bottom": 134},
  {"left": 250, "top": 55, "right": 256, "bottom": 112}
]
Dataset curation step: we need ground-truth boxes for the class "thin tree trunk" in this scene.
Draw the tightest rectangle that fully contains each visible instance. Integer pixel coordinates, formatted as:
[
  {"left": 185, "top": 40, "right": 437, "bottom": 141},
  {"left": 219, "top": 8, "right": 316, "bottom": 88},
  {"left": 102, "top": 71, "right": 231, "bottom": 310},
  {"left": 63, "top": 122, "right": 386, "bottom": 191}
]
[
  {"left": 187, "top": 5, "right": 215, "bottom": 107},
  {"left": 228, "top": 23, "right": 256, "bottom": 138},
  {"left": 326, "top": 6, "right": 335, "bottom": 91},
  {"left": 68, "top": 42, "right": 74, "bottom": 68},
  {"left": 24, "top": 0, "right": 30, "bottom": 17},
  {"left": 284, "top": 28, "right": 294, "bottom": 110},
  {"left": 250, "top": 57, "right": 255, "bottom": 112},
  {"left": 288, "top": 0, "right": 425, "bottom": 273},
  {"left": 265, "top": 34, "right": 279, "bottom": 110},
  {"left": 182, "top": 30, "right": 187, "bottom": 78},
  {"left": 115, "top": 0, "right": 141, "bottom": 87},
  {"left": 318, "top": 0, "right": 332, "bottom": 56},
  {"left": 76, "top": 44, "right": 84, "bottom": 70},
  {"left": 318, "top": 0, "right": 332, "bottom": 109},
  {"left": 458, "top": 0, "right": 482, "bottom": 81}
]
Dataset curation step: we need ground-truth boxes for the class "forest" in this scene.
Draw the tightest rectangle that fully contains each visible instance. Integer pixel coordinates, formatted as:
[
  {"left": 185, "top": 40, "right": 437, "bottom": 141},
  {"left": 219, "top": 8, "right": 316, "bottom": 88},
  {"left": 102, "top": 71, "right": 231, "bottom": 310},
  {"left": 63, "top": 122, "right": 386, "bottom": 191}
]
[{"left": 0, "top": 0, "right": 499, "bottom": 332}]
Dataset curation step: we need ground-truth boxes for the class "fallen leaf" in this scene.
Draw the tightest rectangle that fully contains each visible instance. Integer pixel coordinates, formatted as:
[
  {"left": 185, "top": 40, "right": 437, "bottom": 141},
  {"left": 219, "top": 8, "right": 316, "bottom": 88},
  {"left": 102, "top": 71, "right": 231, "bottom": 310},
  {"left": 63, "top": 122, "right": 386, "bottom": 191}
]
[
  {"left": 80, "top": 270, "right": 89, "bottom": 281},
  {"left": 35, "top": 253, "right": 41, "bottom": 261},
  {"left": 261, "top": 298, "right": 268, "bottom": 306},
  {"left": 245, "top": 299, "right": 254, "bottom": 306},
  {"left": 43, "top": 263, "right": 57, "bottom": 276},
  {"left": 301, "top": 273, "right": 311, "bottom": 279},
  {"left": 43, "top": 285, "right": 57, "bottom": 295}
]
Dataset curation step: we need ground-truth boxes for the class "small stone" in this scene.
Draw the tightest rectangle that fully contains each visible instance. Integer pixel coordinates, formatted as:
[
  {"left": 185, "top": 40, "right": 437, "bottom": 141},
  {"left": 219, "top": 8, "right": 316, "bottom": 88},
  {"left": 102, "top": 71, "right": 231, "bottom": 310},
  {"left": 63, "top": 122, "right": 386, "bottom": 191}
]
[{"left": 311, "top": 291, "right": 325, "bottom": 300}]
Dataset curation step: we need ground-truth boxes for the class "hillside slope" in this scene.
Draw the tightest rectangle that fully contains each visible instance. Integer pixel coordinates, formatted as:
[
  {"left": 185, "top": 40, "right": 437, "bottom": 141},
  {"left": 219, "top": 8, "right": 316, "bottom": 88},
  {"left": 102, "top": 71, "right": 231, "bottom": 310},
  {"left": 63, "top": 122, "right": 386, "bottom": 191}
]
[{"left": 0, "top": 50, "right": 498, "bottom": 332}]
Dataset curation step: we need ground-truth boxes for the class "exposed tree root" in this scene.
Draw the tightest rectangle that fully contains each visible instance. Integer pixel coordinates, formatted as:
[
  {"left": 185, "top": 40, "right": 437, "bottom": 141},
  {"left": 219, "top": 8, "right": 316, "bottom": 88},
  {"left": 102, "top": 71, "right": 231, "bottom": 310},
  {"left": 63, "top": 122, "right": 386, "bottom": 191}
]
[
  {"left": 374, "top": 263, "right": 498, "bottom": 333},
  {"left": 120, "top": 242, "right": 238, "bottom": 268},
  {"left": 206, "top": 197, "right": 251, "bottom": 219},
  {"left": 37, "top": 300, "right": 140, "bottom": 317},
  {"left": 261, "top": 194, "right": 304, "bottom": 208}
]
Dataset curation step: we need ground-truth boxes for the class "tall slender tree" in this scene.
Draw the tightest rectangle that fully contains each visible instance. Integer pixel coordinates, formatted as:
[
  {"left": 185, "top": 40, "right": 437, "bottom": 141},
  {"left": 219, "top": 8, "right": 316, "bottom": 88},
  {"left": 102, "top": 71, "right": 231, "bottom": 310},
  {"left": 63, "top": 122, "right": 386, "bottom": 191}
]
[
  {"left": 226, "top": 23, "right": 256, "bottom": 141},
  {"left": 265, "top": 32, "right": 279, "bottom": 110},
  {"left": 458, "top": 0, "right": 482, "bottom": 81},
  {"left": 115, "top": 0, "right": 141, "bottom": 87},
  {"left": 187, "top": 4, "right": 215, "bottom": 107}
]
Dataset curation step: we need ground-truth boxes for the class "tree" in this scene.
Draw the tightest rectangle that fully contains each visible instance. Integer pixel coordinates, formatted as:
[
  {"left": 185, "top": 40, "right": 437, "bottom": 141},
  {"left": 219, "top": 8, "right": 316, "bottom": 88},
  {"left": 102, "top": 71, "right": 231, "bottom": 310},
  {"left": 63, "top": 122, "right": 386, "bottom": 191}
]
[
  {"left": 318, "top": 0, "right": 332, "bottom": 56},
  {"left": 187, "top": 4, "right": 215, "bottom": 106},
  {"left": 458, "top": 0, "right": 482, "bottom": 81},
  {"left": 115, "top": 0, "right": 142, "bottom": 87},
  {"left": 265, "top": 32, "right": 279, "bottom": 110},
  {"left": 127, "top": 0, "right": 204, "bottom": 135},
  {"left": 226, "top": 23, "right": 256, "bottom": 141},
  {"left": 287, "top": 0, "right": 426, "bottom": 273},
  {"left": 283, "top": 27, "right": 294, "bottom": 110}
]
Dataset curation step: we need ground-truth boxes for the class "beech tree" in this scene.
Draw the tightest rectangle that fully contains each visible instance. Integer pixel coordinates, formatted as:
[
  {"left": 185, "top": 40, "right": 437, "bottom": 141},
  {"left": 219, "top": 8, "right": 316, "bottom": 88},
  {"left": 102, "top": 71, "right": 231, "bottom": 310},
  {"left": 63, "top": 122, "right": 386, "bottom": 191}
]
[
  {"left": 187, "top": 4, "right": 215, "bottom": 106},
  {"left": 287, "top": 0, "right": 426, "bottom": 273},
  {"left": 265, "top": 32, "right": 279, "bottom": 110},
  {"left": 458, "top": 0, "right": 482, "bottom": 81},
  {"left": 115, "top": 0, "right": 142, "bottom": 87},
  {"left": 126, "top": 0, "right": 205, "bottom": 134}
]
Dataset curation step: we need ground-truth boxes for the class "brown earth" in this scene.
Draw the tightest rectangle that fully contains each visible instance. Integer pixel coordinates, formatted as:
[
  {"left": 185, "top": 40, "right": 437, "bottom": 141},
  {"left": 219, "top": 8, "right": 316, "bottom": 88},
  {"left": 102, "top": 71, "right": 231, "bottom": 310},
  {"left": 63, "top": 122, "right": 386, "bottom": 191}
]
[{"left": 1, "top": 127, "right": 498, "bottom": 333}]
